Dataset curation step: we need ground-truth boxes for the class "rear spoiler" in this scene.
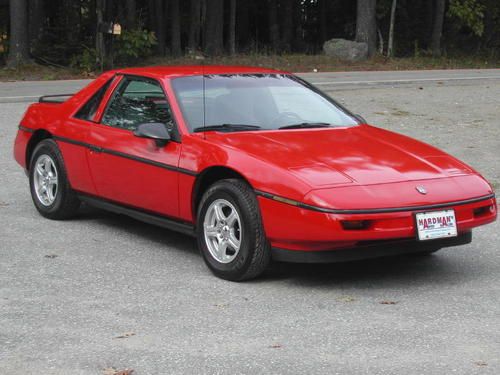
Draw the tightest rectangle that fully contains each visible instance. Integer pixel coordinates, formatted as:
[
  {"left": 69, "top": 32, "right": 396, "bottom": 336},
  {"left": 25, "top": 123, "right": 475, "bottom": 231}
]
[{"left": 39, "top": 94, "right": 75, "bottom": 103}]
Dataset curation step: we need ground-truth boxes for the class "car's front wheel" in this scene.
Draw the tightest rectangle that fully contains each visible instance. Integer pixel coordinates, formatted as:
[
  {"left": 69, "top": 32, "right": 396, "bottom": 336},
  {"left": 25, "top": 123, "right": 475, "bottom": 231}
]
[
  {"left": 29, "top": 139, "right": 80, "bottom": 220},
  {"left": 196, "top": 179, "right": 270, "bottom": 281}
]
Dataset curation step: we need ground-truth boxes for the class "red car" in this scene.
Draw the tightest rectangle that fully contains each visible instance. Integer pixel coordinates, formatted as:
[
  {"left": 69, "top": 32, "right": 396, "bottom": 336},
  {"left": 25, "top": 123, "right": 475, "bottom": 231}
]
[{"left": 14, "top": 66, "right": 497, "bottom": 280}]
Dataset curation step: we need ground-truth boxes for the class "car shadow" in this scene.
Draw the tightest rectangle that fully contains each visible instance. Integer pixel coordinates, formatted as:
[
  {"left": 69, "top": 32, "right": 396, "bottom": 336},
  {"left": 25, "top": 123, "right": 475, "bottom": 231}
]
[
  {"left": 75, "top": 204, "right": 478, "bottom": 287},
  {"left": 260, "top": 250, "right": 475, "bottom": 288},
  {"left": 76, "top": 203, "right": 198, "bottom": 256}
]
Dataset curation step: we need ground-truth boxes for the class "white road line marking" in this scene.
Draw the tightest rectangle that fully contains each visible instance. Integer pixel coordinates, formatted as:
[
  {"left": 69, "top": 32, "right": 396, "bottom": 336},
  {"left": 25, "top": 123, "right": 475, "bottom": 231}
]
[
  {"left": 1, "top": 75, "right": 500, "bottom": 101},
  {"left": 311, "top": 76, "right": 500, "bottom": 85}
]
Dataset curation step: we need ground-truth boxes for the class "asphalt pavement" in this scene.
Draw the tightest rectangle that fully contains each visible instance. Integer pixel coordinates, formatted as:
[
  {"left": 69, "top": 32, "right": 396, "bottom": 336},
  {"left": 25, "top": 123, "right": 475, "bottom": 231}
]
[
  {"left": 0, "top": 70, "right": 499, "bottom": 374},
  {"left": 1, "top": 68, "right": 500, "bottom": 102}
]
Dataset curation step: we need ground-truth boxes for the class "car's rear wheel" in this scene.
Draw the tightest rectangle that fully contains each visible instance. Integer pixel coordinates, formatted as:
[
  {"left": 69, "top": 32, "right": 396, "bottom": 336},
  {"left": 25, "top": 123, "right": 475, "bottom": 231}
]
[
  {"left": 29, "top": 139, "right": 80, "bottom": 219},
  {"left": 196, "top": 179, "right": 270, "bottom": 281}
]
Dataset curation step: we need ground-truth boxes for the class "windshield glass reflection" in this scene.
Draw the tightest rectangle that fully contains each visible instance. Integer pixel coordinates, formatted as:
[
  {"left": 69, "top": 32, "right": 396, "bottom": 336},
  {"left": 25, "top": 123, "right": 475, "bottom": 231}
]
[{"left": 172, "top": 74, "right": 358, "bottom": 132}]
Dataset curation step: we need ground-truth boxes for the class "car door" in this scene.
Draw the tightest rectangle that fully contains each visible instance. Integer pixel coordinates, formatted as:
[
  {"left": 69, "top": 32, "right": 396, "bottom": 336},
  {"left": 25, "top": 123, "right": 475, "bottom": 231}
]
[
  {"left": 56, "top": 76, "right": 116, "bottom": 195},
  {"left": 86, "top": 75, "right": 183, "bottom": 218}
]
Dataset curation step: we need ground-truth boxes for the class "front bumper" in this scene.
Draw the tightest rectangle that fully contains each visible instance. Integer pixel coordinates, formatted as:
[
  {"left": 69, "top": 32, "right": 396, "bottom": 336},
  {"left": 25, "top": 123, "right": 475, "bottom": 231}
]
[
  {"left": 272, "top": 231, "right": 472, "bottom": 263},
  {"left": 257, "top": 193, "right": 496, "bottom": 252}
]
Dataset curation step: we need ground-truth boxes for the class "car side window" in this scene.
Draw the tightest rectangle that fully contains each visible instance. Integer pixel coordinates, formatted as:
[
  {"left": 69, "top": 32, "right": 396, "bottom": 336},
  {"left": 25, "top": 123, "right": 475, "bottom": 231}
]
[
  {"left": 101, "top": 77, "right": 173, "bottom": 131},
  {"left": 74, "top": 78, "right": 113, "bottom": 121}
]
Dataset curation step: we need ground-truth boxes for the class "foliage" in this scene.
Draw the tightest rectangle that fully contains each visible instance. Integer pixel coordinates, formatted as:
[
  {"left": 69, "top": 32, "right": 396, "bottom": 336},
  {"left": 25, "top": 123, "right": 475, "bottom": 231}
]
[
  {"left": 448, "top": 0, "right": 486, "bottom": 36},
  {"left": 2, "top": 0, "right": 500, "bottom": 70},
  {"left": 114, "top": 29, "right": 157, "bottom": 64},
  {"left": 70, "top": 47, "right": 97, "bottom": 73}
]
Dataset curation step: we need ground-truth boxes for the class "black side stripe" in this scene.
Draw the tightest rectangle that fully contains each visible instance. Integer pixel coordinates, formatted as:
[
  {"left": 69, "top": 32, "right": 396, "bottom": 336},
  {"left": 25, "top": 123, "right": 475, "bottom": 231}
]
[
  {"left": 255, "top": 189, "right": 496, "bottom": 215},
  {"left": 49, "top": 134, "right": 198, "bottom": 177},
  {"left": 77, "top": 191, "right": 196, "bottom": 237}
]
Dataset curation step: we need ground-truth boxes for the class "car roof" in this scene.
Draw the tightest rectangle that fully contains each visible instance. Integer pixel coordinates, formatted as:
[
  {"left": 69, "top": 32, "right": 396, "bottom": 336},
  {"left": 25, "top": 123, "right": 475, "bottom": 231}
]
[{"left": 114, "top": 65, "right": 288, "bottom": 80}]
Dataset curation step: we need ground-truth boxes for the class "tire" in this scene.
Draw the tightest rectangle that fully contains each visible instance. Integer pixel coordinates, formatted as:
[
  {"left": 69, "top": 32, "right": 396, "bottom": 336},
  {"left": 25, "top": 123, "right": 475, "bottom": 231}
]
[
  {"left": 29, "top": 139, "right": 80, "bottom": 220},
  {"left": 196, "top": 179, "right": 270, "bottom": 281}
]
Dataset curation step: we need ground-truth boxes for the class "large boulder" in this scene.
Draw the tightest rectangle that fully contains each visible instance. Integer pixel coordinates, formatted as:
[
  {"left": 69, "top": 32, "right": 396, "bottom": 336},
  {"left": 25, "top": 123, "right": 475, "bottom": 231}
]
[{"left": 323, "top": 38, "right": 368, "bottom": 61}]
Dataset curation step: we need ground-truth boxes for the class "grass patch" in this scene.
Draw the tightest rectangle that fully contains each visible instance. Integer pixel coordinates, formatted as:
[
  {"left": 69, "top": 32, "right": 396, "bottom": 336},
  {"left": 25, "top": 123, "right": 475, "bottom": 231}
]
[
  {"left": 1, "top": 54, "right": 500, "bottom": 81},
  {"left": 144, "top": 54, "right": 500, "bottom": 73},
  {"left": 0, "top": 64, "right": 87, "bottom": 82}
]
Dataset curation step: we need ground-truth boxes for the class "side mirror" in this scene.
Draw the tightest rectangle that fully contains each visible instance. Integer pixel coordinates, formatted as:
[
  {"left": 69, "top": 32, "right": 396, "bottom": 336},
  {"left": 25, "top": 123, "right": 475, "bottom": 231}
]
[
  {"left": 134, "top": 123, "right": 171, "bottom": 147},
  {"left": 354, "top": 114, "right": 367, "bottom": 124}
]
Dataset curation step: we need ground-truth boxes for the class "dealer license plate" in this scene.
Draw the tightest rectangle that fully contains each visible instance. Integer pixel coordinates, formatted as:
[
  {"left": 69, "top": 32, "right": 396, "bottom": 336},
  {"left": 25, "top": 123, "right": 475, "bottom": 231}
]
[{"left": 415, "top": 209, "right": 458, "bottom": 241}]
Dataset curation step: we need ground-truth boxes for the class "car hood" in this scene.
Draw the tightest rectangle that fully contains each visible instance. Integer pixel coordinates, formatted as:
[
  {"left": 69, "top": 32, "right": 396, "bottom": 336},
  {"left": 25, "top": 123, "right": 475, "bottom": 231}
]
[{"left": 210, "top": 125, "right": 475, "bottom": 188}]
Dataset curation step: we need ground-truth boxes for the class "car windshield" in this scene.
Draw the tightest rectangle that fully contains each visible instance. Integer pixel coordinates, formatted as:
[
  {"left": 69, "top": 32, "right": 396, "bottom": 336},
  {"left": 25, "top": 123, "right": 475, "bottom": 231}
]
[{"left": 171, "top": 74, "right": 359, "bottom": 132}]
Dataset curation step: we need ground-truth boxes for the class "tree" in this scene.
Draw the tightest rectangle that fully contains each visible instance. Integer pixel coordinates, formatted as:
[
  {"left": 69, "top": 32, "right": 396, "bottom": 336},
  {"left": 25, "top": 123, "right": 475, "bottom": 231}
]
[
  {"left": 153, "top": 0, "right": 166, "bottom": 55},
  {"left": 268, "top": 0, "right": 280, "bottom": 52},
  {"left": 125, "top": 0, "right": 136, "bottom": 28},
  {"left": 228, "top": 0, "right": 237, "bottom": 55},
  {"left": 430, "top": 0, "right": 446, "bottom": 56},
  {"left": 7, "top": 0, "right": 31, "bottom": 67},
  {"left": 356, "top": 0, "right": 377, "bottom": 57},
  {"left": 282, "top": 0, "right": 294, "bottom": 52},
  {"left": 188, "top": 0, "right": 202, "bottom": 52},
  {"left": 96, "top": 0, "right": 105, "bottom": 70},
  {"left": 236, "top": 0, "right": 249, "bottom": 49},
  {"left": 319, "top": 0, "right": 328, "bottom": 44},
  {"left": 29, "top": 0, "right": 45, "bottom": 46},
  {"left": 204, "top": 0, "right": 224, "bottom": 55},
  {"left": 387, "top": 0, "right": 397, "bottom": 57},
  {"left": 171, "top": 0, "right": 181, "bottom": 56}
]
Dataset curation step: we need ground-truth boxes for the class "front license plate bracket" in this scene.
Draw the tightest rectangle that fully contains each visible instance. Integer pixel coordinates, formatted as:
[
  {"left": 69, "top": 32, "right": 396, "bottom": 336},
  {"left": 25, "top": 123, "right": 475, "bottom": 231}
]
[{"left": 415, "top": 209, "right": 458, "bottom": 241}]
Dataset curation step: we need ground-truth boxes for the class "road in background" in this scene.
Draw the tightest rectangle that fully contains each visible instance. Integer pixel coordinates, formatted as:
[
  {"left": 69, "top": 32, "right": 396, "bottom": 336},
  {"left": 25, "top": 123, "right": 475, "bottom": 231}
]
[
  {"left": 1, "top": 72, "right": 499, "bottom": 374},
  {"left": 1, "top": 68, "right": 500, "bottom": 102}
]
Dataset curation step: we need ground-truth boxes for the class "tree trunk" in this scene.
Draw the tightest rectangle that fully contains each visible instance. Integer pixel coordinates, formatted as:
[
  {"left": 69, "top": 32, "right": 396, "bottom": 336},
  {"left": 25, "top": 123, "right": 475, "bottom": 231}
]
[
  {"left": 228, "top": 0, "right": 236, "bottom": 55},
  {"left": 430, "top": 0, "right": 445, "bottom": 56},
  {"left": 355, "top": 0, "right": 377, "bottom": 57},
  {"left": 378, "top": 27, "right": 384, "bottom": 54},
  {"left": 29, "top": 0, "right": 44, "bottom": 47},
  {"left": 236, "top": 0, "right": 249, "bottom": 49},
  {"left": 171, "top": 0, "right": 181, "bottom": 56},
  {"left": 293, "top": 0, "right": 304, "bottom": 52},
  {"left": 126, "top": 0, "right": 136, "bottom": 28},
  {"left": 424, "top": 0, "right": 434, "bottom": 47},
  {"left": 188, "top": 0, "right": 201, "bottom": 52},
  {"left": 154, "top": 0, "right": 166, "bottom": 55},
  {"left": 281, "top": 0, "right": 294, "bottom": 52},
  {"left": 387, "top": 0, "right": 397, "bottom": 57},
  {"left": 319, "top": 0, "right": 327, "bottom": 44},
  {"left": 96, "top": 0, "right": 105, "bottom": 71},
  {"left": 7, "top": 0, "right": 31, "bottom": 67},
  {"left": 204, "top": 0, "right": 224, "bottom": 55},
  {"left": 268, "top": 0, "right": 279, "bottom": 52}
]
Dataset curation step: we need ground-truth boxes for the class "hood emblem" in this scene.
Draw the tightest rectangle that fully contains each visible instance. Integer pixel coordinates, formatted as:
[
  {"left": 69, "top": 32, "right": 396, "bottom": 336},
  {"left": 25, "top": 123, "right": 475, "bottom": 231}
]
[{"left": 416, "top": 186, "right": 427, "bottom": 195}]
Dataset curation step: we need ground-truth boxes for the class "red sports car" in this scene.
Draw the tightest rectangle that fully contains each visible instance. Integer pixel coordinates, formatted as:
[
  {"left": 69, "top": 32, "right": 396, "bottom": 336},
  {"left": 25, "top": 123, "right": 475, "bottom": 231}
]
[{"left": 13, "top": 66, "right": 497, "bottom": 280}]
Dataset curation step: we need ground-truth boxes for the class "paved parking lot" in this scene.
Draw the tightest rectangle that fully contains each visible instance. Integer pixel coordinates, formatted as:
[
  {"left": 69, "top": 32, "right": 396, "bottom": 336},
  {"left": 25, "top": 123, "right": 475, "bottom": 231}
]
[{"left": 1, "top": 72, "right": 499, "bottom": 374}]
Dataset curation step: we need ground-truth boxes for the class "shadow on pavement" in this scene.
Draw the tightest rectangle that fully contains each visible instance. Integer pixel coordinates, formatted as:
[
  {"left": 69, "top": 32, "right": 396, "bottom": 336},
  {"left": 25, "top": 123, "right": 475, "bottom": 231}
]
[
  {"left": 74, "top": 203, "right": 478, "bottom": 288},
  {"left": 75, "top": 203, "right": 198, "bottom": 255},
  {"left": 261, "top": 250, "right": 474, "bottom": 288}
]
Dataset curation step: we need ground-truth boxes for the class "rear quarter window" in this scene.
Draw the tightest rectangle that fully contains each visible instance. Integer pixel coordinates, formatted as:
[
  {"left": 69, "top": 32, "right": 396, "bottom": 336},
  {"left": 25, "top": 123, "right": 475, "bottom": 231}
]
[{"left": 74, "top": 78, "right": 113, "bottom": 121}]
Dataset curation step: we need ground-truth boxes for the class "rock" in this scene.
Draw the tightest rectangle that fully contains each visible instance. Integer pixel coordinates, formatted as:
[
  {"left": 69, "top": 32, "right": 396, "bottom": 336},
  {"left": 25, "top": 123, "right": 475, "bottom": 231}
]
[{"left": 323, "top": 38, "right": 368, "bottom": 61}]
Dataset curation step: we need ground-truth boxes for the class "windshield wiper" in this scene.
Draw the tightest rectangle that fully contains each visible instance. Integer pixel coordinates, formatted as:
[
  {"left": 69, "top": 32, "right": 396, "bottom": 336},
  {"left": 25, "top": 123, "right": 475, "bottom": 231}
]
[
  {"left": 193, "top": 124, "right": 262, "bottom": 133},
  {"left": 278, "top": 122, "right": 332, "bottom": 130}
]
